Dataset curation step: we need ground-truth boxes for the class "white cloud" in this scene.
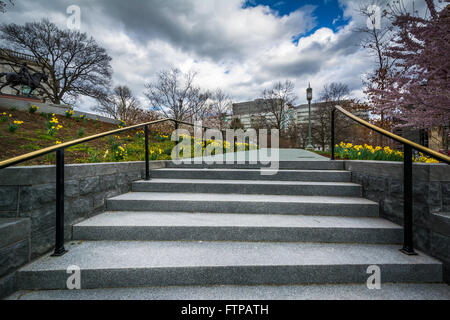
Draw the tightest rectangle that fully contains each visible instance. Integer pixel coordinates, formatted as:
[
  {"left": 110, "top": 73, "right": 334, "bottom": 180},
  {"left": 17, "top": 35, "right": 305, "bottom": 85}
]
[{"left": 1, "top": 0, "right": 383, "bottom": 110}]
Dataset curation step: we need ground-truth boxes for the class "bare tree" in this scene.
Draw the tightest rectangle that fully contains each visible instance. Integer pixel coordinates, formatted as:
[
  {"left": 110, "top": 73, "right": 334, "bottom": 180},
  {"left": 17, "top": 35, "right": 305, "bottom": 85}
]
[
  {"left": 355, "top": 1, "right": 393, "bottom": 71},
  {"left": 207, "top": 88, "right": 232, "bottom": 130},
  {"left": 296, "top": 123, "right": 310, "bottom": 149},
  {"left": 144, "top": 68, "right": 210, "bottom": 122},
  {"left": 95, "top": 85, "right": 144, "bottom": 125},
  {"left": 285, "top": 122, "right": 308, "bottom": 149},
  {"left": 259, "top": 80, "right": 297, "bottom": 132},
  {"left": 0, "top": 19, "right": 112, "bottom": 104},
  {"left": 354, "top": 1, "right": 397, "bottom": 144},
  {"left": 229, "top": 117, "right": 244, "bottom": 130},
  {"left": 311, "top": 82, "right": 352, "bottom": 150},
  {"left": 321, "top": 82, "right": 350, "bottom": 103},
  {"left": 250, "top": 113, "right": 270, "bottom": 131}
]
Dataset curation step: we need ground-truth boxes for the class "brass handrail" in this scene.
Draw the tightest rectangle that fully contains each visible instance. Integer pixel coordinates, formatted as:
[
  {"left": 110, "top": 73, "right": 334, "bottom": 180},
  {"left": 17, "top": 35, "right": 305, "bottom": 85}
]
[
  {"left": 0, "top": 118, "right": 212, "bottom": 169},
  {"left": 334, "top": 105, "right": 450, "bottom": 164},
  {"left": 0, "top": 115, "right": 216, "bottom": 256},
  {"left": 331, "top": 105, "right": 449, "bottom": 256}
]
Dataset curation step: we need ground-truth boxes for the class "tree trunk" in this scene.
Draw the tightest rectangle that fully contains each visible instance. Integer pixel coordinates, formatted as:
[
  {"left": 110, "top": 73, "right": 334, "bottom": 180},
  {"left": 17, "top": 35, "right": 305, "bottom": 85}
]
[{"left": 379, "top": 112, "right": 384, "bottom": 146}]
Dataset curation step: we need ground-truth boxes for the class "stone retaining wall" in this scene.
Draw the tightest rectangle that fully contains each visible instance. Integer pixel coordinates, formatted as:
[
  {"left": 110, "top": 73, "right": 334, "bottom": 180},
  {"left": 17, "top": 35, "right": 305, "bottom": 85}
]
[
  {"left": 0, "top": 161, "right": 166, "bottom": 298},
  {"left": 345, "top": 160, "right": 450, "bottom": 282},
  {"left": 1, "top": 159, "right": 448, "bottom": 297}
]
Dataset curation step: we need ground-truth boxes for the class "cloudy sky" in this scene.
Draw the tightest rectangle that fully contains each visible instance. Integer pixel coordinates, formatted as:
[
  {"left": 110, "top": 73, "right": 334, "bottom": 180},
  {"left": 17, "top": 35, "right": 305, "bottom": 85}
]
[{"left": 0, "top": 0, "right": 434, "bottom": 111}]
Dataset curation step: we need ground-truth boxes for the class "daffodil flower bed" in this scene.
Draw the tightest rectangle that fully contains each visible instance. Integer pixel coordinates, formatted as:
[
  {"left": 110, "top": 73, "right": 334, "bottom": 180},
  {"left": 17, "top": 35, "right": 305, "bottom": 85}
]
[
  {"left": 46, "top": 115, "right": 63, "bottom": 136},
  {"left": 1, "top": 112, "right": 11, "bottom": 123},
  {"left": 8, "top": 120, "right": 24, "bottom": 133},
  {"left": 117, "top": 120, "right": 126, "bottom": 128},
  {"left": 98, "top": 132, "right": 259, "bottom": 163},
  {"left": 335, "top": 142, "right": 439, "bottom": 163},
  {"left": 1, "top": 111, "right": 24, "bottom": 133},
  {"left": 1, "top": 107, "right": 262, "bottom": 165}
]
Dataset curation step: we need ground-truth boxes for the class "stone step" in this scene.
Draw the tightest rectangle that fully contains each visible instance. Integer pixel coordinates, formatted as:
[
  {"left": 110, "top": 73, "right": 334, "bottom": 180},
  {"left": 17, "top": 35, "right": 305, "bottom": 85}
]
[
  {"left": 16, "top": 241, "right": 442, "bottom": 290},
  {"left": 166, "top": 160, "right": 345, "bottom": 170},
  {"left": 107, "top": 192, "right": 379, "bottom": 217},
  {"left": 132, "top": 179, "right": 362, "bottom": 196},
  {"left": 73, "top": 211, "right": 402, "bottom": 243},
  {"left": 150, "top": 168, "right": 352, "bottom": 182},
  {"left": 8, "top": 283, "right": 450, "bottom": 300}
]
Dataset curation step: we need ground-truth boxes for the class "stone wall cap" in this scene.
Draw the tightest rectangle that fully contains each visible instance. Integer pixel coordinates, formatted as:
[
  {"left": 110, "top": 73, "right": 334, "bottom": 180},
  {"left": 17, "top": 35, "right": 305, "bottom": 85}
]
[{"left": 0, "top": 161, "right": 168, "bottom": 186}]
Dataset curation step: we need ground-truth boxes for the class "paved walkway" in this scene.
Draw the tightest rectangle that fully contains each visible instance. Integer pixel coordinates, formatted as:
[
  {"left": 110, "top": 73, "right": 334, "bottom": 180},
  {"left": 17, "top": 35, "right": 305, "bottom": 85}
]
[{"left": 185, "top": 148, "right": 327, "bottom": 162}]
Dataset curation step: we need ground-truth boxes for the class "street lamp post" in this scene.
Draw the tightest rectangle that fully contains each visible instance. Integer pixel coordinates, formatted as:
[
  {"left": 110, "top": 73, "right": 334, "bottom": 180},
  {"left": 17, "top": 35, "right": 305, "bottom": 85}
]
[{"left": 306, "top": 83, "right": 313, "bottom": 150}]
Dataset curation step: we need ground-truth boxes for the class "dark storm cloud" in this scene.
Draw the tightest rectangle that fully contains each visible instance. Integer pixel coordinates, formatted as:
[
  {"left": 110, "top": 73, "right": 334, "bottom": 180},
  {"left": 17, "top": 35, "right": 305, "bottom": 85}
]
[{"left": 267, "top": 58, "right": 322, "bottom": 78}]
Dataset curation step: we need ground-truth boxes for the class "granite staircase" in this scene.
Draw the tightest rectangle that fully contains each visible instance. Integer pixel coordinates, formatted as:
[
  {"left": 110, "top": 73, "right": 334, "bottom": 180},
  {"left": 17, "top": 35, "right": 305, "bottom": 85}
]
[{"left": 9, "top": 161, "right": 448, "bottom": 299}]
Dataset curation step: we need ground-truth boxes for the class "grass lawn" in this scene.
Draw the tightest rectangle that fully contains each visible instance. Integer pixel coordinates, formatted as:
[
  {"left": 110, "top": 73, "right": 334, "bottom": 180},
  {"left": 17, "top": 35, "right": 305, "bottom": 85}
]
[{"left": 0, "top": 106, "right": 175, "bottom": 166}]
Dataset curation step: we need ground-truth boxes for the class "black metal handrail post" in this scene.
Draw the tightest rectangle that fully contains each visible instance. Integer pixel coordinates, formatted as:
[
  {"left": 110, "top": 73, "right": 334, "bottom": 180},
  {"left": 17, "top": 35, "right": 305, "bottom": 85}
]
[
  {"left": 51, "top": 149, "right": 67, "bottom": 256},
  {"left": 174, "top": 120, "right": 179, "bottom": 160},
  {"left": 401, "top": 144, "right": 417, "bottom": 255},
  {"left": 0, "top": 117, "right": 221, "bottom": 258},
  {"left": 329, "top": 107, "right": 422, "bottom": 256},
  {"left": 330, "top": 108, "right": 335, "bottom": 160},
  {"left": 144, "top": 125, "right": 150, "bottom": 180}
]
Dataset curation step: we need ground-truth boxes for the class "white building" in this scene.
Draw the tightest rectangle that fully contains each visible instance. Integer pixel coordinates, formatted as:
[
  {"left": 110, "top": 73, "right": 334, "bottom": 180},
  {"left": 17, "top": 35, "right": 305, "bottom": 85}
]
[
  {"left": 233, "top": 100, "right": 369, "bottom": 130},
  {"left": 232, "top": 99, "right": 294, "bottom": 131}
]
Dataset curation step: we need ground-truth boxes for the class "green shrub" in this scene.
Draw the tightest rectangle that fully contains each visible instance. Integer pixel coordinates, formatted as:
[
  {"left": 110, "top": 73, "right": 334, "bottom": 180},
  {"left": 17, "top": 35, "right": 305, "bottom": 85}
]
[
  {"left": 88, "top": 150, "right": 102, "bottom": 163},
  {"left": 0, "top": 113, "right": 9, "bottom": 122},
  {"left": 65, "top": 109, "right": 75, "bottom": 118},
  {"left": 8, "top": 122, "right": 20, "bottom": 133},
  {"left": 112, "top": 145, "right": 127, "bottom": 161},
  {"left": 118, "top": 120, "right": 127, "bottom": 128},
  {"left": 28, "top": 105, "right": 39, "bottom": 113},
  {"left": 8, "top": 124, "right": 18, "bottom": 133}
]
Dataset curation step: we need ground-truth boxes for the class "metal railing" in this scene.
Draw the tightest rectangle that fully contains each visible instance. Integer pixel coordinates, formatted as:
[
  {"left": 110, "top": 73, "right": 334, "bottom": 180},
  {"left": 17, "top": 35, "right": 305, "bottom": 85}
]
[
  {"left": 331, "top": 105, "right": 450, "bottom": 255},
  {"left": 0, "top": 118, "right": 217, "bottom": 256}
]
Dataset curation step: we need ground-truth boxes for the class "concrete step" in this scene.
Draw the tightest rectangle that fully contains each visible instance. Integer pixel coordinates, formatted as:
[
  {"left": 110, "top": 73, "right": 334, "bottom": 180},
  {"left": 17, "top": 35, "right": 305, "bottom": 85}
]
[
  {"left": 73, "top": 211, "right": 402, "bottom": 243},
  {"left": 132, "top": 179, "right": 362, "bottom": 197},
  {"left": 7, "top": 283, "right": 450, "bottom": 300},
  {"left": 150, "top": 168, "right": 352, "bottom": 182},
  {"left": 107, "top": 192, "right": 379, "bottom": 217},
  {"left": 16, "top": 241, "right": 442, "bottom": 290},
  {"left": 166, "top": 160, "right": 345, "bottom": 170}
]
